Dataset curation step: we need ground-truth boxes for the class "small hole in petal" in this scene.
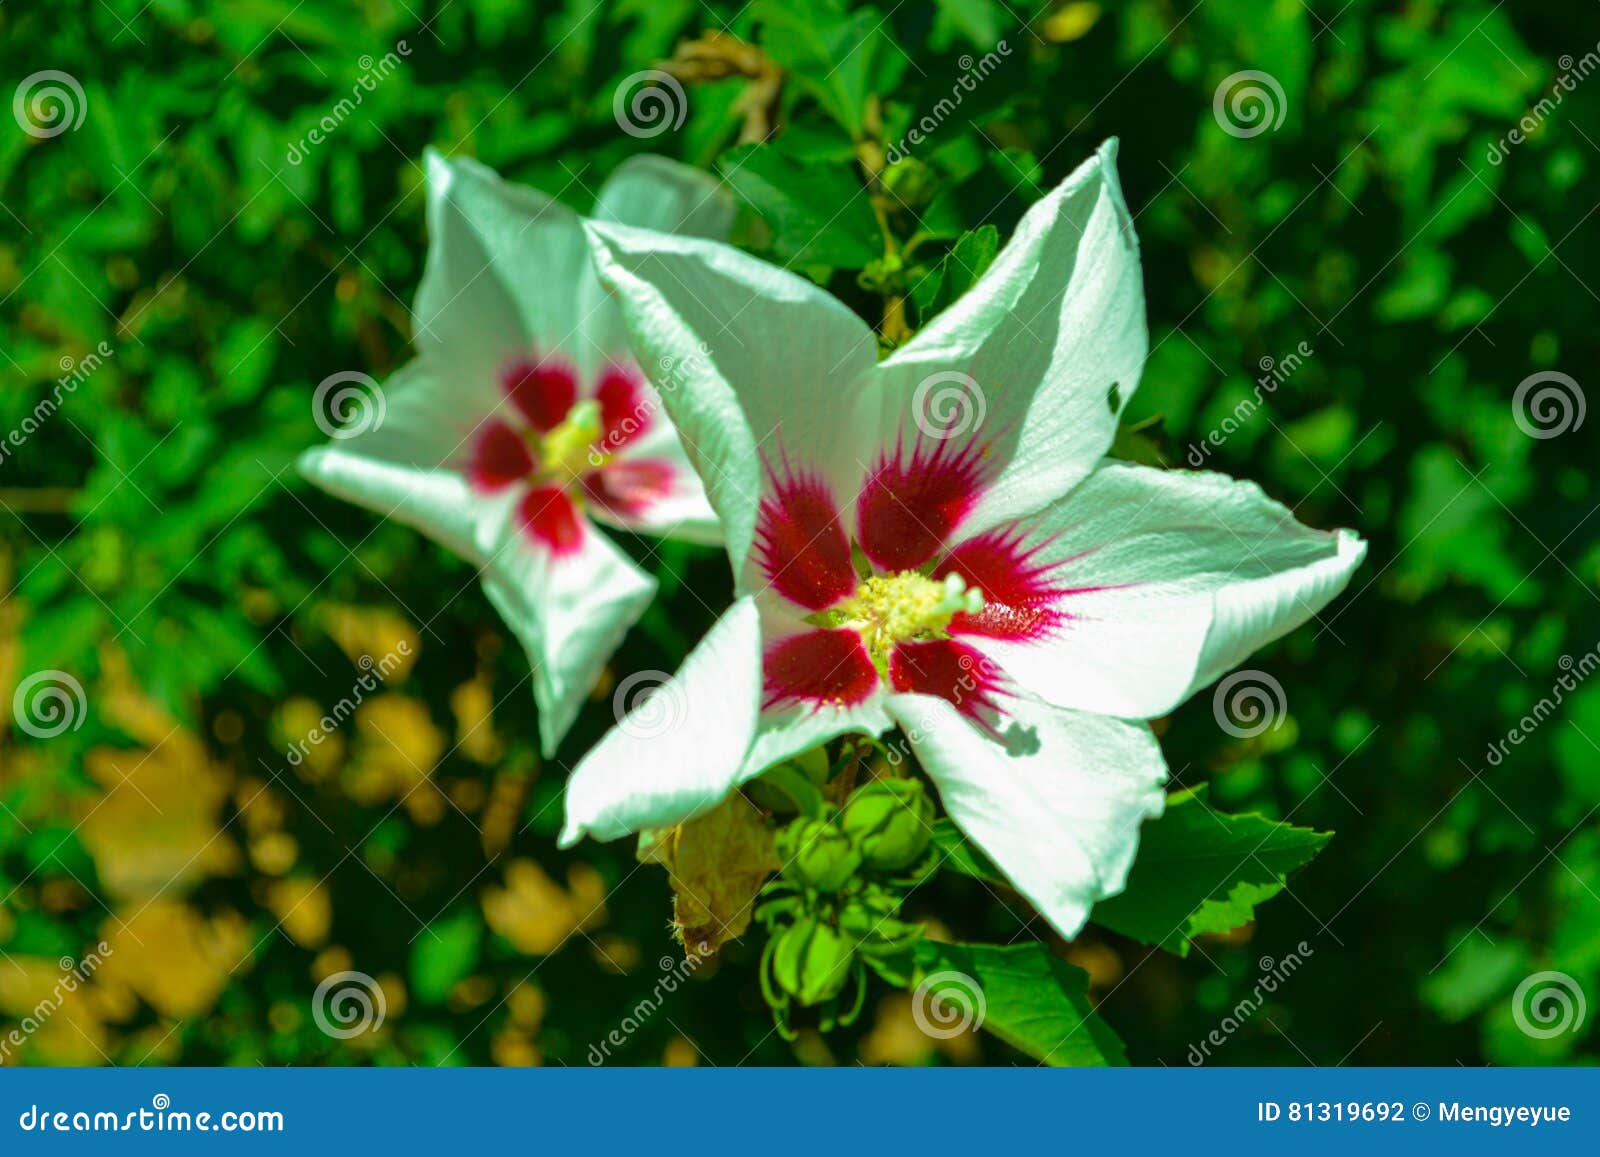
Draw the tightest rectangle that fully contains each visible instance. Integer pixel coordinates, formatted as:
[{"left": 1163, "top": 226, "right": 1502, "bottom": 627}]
[{"left": 1106, "top": 381, "right": 1122, "bottom": 413}]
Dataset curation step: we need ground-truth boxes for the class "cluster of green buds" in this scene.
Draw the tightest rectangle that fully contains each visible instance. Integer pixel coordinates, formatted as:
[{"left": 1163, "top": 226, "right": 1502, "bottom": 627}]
[{"left": 755, "top": 773, "right": 938, "bottom": 1038}]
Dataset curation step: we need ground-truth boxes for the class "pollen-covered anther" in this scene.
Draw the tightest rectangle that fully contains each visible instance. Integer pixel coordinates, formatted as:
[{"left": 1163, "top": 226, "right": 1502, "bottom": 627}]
[
  {"left": 538, "top": 398, "right": 605, "bottom": 485},
  {"left": 819, "top": 570, "right": 984, "bottom": 671}
]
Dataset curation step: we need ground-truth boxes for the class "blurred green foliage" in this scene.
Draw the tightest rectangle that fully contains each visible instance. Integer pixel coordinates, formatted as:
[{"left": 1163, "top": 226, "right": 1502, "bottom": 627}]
[{"left": 1, "top": 0, "right": 1597, "bottom": 1066}]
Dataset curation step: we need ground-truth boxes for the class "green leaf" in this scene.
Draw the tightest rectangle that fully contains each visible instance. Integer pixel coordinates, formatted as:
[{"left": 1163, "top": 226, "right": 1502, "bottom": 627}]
[
  {"left": 1091, "top": 787, "right": 1331, "bottom": 956},
  {"left": 910, "top": 224, "right": 999, "bottom": 320},
  {"left": 916, "top": 940, "right": 1125, "bottom": 1066},
  {"left": 933, "top": 0, "right": 1008, "bottom": 49},
  {"left": 931, "top": 817, "right": 1007, "bottom": 886},
  {"left": 719, "top": 145, "right": 883, "bottom": 269},
  {"left": 410, "top": 907, "right": 483, "bottom": 1005},
  {"left": 752, "top": 0, "right": 904, "bottom": 138}
]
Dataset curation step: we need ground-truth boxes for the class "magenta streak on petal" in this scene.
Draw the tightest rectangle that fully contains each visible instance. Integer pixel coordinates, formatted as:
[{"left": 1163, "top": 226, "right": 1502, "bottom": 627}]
[
  {"left": 501, "top": 357, "right": 578, "bottom": 433},
  {"left": 754, "top": 452, "right": 856, "bottom": 612},
  {"left": 856, "top": 429, "right": 989, "bottom": 572},
  {"left": 594, "top": 362, "right": 654, "bottom": 455},
  {"left": 469, "top": 418, "right": 537, "bottom": 493},
  {"left": 937, "top": 528, "right": 1126, "bottom": 642},
  {"left": 889, "top": 638, "right": 1009, "bottom": 730},
  {"left": 584, "top": 457, "right": 675, "bottom": 519},
  {"left": 763, "top": 629, "right": 880, "bottom": 711},
  {"left": 518, "top": 484, "right": 586, "bottom": 557}
]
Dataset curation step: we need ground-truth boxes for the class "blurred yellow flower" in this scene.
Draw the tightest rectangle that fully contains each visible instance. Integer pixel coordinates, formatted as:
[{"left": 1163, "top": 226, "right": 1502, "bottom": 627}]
[
  {"left": 97, "top": 901, "right": 251, "bottom": 1019},
  {"left": 78, "top": 667, "right": 240, "bottom": 901},
  {"left": 482, "top": 859, "right": 607, "bottom": 956},
  {"left": 264, "top": 877, "right": 332, "bottom": 948},
  {"left": 315, "top": 602, "right": 420, "bottom": 679},
  {"left": 1043, "top": 2, "right": 1100, "bottom": 42},
  {"left": 0, "top": 952, "right": 119, "bottom": 1066}
]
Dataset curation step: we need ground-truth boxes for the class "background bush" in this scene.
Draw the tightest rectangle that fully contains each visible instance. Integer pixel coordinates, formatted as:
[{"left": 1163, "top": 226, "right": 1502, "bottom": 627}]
[{"left": 1, "top": 0, "right": 1596, "bottom": 1066}]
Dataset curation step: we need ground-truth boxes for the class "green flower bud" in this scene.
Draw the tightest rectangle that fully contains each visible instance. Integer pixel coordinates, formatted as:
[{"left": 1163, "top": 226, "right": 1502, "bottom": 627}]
[
  {"left": 776, "top": 815, "right": 861, "bottom": 893},
  {"left": 770, "top": 916, "right": 856, "bottom": 1005},
  {"left": 839, "top": 779, "right": 934, "bottom": 871}
]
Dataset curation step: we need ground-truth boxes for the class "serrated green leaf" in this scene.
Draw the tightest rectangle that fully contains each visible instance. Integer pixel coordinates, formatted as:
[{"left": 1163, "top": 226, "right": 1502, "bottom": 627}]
[
  {"left": 916, "top": 940, "right": 1125, "bottom": 1066},
  {"left": 1091, "top": 787, "right": 1331, "bottom": 955}
]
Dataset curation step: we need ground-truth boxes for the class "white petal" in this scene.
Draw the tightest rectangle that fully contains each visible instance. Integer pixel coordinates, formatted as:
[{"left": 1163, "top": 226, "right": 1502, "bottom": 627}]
[
  {"left": 583, "top": 220, "right": 882, "bottom": 583},
  {"left": 587, "top": 456, "right": 722, "bottom": 547},
  {"left": 480, "top": 517, "right": 657, "bottom": 758},
  {"left": 414, "top": 151, "right": 545, "bottom": 380},
  {"left": 591, "top": 154, "right": 736, "bottom": 240},
  {"left": 296, "top": 356, "right": 484, "bottom": 561},
  {"left": 740, "top": 697, "right": 896, "bottom": 779},
  {"left": 966, "top": 461, "right": 1367, "bottom": 719},
  {"left": 888, "top": 692, "right": 1167, "bottom": 940},
  {"left": 590, "top": 390, "right": 722, "bottom": 546},
  {"left": 877, "top": 139, "right": 1146, "bottom": 530},
  {"left": 581, "top": 155, "right": 737, "bottom": 369},
  {"left": 560, "top": 597, "right": 764, "bottom": 844}
]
